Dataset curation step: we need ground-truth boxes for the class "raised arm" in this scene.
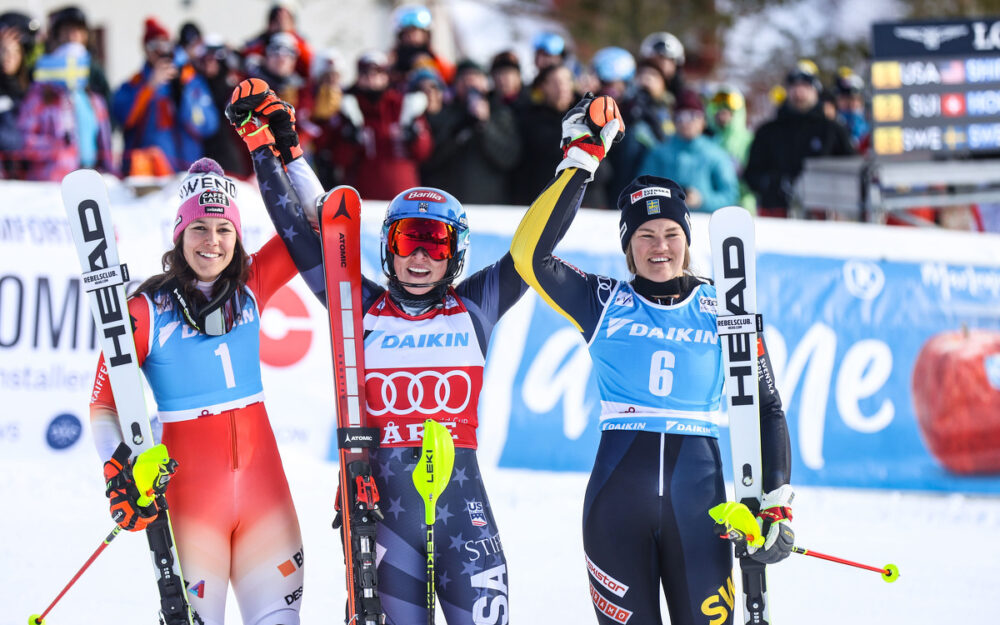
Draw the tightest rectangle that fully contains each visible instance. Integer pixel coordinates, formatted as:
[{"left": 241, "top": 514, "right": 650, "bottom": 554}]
[
  {"left": 226, "top": 79, "right": 384, "bottom": 306},
  {"left": 225, "top": 79, "right": 327, "bottom": 302},
  {"left": 510, "top": 95, "right": 624, "bottom": 339}
]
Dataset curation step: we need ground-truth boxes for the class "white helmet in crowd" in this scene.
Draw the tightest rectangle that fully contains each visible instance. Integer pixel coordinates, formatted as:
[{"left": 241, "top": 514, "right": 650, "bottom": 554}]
[
  {"left": 311, "top": 47, "right": 343, "bottom": 80},
  {"left": 640, "top": 32, "right": 684, "bottom": 65}
]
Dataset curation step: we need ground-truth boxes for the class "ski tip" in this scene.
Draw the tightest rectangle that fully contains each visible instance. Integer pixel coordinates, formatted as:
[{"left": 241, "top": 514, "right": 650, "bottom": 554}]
[
  {"left": 60, "top": 168, "right": 101, "bottom": 187},
  {"left": 709, "top": 205, "right": 752, "bottom": 220},
  {"left": 318, "top": 186, "right": 362, "bottom": 222},
  {"left": 330, "top": 184, "right": 361, "bottom": 197},
  {"left": 882, "top": 563, "right": 900, "bottom": 583},
  {"left": 28, "top": 614, "right": 45, "bottom": 625},
  {"left": 60, "top": 169, "right": 110, "bottom": 208}
]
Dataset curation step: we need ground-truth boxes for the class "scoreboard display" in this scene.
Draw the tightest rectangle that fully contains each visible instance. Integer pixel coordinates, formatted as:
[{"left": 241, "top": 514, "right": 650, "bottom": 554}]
[{"left": 870, "top": 17, "right": 1000, "bottom": 158}]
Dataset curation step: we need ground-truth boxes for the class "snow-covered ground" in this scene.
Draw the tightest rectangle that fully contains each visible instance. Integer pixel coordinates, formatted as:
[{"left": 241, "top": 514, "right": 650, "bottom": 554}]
[{"left": 3, "top": 451, "right": 998, "bottom": 625}]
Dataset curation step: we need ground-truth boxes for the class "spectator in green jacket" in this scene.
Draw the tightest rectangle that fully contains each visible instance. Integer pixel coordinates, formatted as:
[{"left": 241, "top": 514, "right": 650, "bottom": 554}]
[{"left": 707, "top": 84, "right": 755, "bottom": 212}]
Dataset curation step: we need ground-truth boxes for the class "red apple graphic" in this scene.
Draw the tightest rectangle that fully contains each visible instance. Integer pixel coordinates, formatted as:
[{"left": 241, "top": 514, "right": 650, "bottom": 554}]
[{"left": 912, "top": 327, "right": 1000, "bottom": 474}]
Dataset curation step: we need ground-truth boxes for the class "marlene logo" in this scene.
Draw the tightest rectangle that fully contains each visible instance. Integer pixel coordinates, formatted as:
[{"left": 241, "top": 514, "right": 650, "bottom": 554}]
[{"left": 843, "top": 260, "right": 885, "bottom": 300}]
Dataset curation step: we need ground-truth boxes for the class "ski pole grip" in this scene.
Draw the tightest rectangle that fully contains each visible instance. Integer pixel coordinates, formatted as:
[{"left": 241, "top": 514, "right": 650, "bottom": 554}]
[{"left": 132, "top": 444, "right": 170, "bottom": 507}]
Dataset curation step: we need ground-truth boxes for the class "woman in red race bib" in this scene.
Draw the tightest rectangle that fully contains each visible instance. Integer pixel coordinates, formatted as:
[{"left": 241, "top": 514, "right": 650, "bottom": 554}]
[{"left": 90, "top": 158, "right": 305, "bottom": 625}]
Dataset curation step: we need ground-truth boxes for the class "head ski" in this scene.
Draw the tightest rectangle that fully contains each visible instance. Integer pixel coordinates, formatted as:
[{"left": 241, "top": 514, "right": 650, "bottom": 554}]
[{"left": 61, "top": 169, "right": 198, "bottom": 625}]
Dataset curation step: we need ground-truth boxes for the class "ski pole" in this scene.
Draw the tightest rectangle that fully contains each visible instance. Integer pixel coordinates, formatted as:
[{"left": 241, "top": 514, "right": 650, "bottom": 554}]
[
  {"left": 791, "top": 546, "right": 900, "bottom": 582},
  {"left": 412, "top": 420, "right": 456, "bottom": 625},
  {"left": 29, "top": 525, "right": 123, "bottom": 625},
  {"left": 709, "top": 502, "right": 899, "bottom": 583}
]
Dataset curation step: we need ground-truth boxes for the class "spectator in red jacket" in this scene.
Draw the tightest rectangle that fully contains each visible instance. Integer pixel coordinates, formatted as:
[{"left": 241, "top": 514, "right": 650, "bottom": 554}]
[
  {"left": 242, "top": 1, "right": 312, "bottom": 83},
  {"left": 327, "top": 51, "right": 433, "bottom": 200}
]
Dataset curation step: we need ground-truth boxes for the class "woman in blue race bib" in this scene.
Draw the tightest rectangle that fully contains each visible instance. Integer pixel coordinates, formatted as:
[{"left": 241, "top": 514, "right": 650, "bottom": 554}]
[{"left": 510, "top": 95, "right": 794, "bottom": 625}]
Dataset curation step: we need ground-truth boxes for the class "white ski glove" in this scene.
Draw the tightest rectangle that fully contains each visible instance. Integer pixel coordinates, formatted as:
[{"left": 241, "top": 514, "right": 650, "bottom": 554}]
[
  {"left": 748, "top": 484, "right": 795, "bottom": 564},
  {"left": 339, "top": 93, "right": 365, "bottom": 129},
  {"left": 554, "top": 94, "right": 624, "bottom": 182},
  {"left": 400, "top": 91, "right": 429, "bottom": 128}
]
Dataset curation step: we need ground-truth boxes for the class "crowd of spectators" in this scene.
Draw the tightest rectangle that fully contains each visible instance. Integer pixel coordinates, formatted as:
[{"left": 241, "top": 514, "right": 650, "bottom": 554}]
[{"left": 3, "top": 2, "right": 988, "bottom": 229}]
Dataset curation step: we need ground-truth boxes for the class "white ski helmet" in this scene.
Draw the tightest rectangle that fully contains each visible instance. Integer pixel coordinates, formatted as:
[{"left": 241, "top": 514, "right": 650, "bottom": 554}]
[{"left": 640, "top": 32, "right": 685, "bottom": 66}]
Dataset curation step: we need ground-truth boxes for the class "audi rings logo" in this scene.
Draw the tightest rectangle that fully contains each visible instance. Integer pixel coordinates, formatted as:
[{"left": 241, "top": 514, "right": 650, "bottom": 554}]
[{"left": 366, "top": 370, "right": 472, "bottom": 415}]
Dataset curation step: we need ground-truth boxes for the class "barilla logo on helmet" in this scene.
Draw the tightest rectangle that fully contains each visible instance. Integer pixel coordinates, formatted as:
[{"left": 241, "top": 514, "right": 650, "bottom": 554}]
[
  {"left": 630, "top": 187, "right": 672, "bottom": 204},
  {"left": 404, "top": 190, "right": 446, "bottom": 202}
]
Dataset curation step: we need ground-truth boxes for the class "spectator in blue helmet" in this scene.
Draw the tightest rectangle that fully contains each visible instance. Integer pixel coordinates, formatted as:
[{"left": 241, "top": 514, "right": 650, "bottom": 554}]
[
  {"left": 533, "top": 31, "right": 567, "bottom": 73},
  {"left": 592, "top": 46, "right": 635, "bottom": 101},
  {"left": 390, "top": 4, "right": 454, "bottom": 86},
  {"left": 640, "top": 90, "right": 738, "bottom": 212}
]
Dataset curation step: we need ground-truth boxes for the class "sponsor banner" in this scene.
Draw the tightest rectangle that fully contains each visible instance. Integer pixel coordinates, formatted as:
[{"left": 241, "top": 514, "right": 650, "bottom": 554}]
[
  {"left": 466, "top": 216, "right": 1000, "bottom": 494},
  {"left": 4, "top": 180, "right": 1000, "bottom": 493}
]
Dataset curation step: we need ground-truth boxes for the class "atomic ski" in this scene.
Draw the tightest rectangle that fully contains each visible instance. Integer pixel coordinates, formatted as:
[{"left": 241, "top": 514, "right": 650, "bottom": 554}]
[
  {"left": 318, "top": 186, "right": 384, "bottom": 625},
  {"left": 709, "top": 206, "right": 770, "bottom": 625},
  {"left": 61, "top": 169, "right": 198, "bottom": 625}
]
